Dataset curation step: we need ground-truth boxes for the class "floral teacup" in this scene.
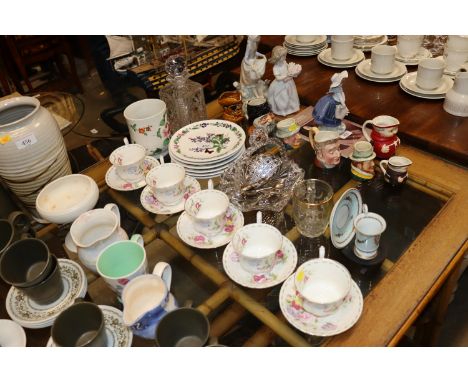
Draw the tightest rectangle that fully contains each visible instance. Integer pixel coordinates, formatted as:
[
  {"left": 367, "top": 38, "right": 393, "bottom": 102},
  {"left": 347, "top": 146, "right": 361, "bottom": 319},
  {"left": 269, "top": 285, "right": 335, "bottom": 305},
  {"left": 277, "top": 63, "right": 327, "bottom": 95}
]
[
  {"left": 184, "top": 181, "right": 229, "bottom": 237},
  {"left": 232, "top": 212, "right": 283, "bottom": 274},
  {"left": 109, "top": 138, "right": 146, "bottom": 182},
  {"left": 146, "top": 163, "right": 185, "bottom": 205}
]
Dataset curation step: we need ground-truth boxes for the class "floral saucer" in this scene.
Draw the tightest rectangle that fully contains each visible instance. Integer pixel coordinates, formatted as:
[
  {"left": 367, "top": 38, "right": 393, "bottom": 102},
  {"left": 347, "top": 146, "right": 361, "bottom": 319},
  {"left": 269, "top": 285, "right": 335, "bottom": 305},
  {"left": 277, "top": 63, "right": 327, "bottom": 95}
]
[
  {"left": 105, "top": 156, "right": 160, "bottom": 191},
  {"left": 223, "top": 236, "right": 297, "bottom": 289},
  {"left": 140, "top": 176, "right": 200, "bottom": 215},
  {"left": 176, "top": 203, "right": 244, "bottom": 249},
  {"left": 6, "top": 259, "right": 87, "bottom": 329},
  {"left": 46, "top": 305, "right": 133, "bottom": 347},
  {"left": 279, "top": 274, "right": 363, "bottom": 337}
]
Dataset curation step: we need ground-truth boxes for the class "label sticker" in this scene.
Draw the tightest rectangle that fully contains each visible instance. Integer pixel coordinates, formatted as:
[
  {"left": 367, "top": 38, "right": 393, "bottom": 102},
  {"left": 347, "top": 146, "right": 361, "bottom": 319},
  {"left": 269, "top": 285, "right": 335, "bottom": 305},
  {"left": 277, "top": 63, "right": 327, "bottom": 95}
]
[
  {"left": 15, "top": 133, "right": 37, "bottom": 150},
  {"left": 0, "top": 135, "right": 11, "bottom": 145}
]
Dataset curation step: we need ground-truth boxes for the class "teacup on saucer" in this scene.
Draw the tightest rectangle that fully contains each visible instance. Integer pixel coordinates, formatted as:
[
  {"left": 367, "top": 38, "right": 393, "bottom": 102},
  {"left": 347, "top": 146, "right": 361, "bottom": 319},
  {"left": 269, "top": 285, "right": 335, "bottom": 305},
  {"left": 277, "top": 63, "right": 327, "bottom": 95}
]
[
  {"left": 109, "top": 138, "right": 147, "bottom": 183},
  {"left": 176, "top": 204, "right": 244, "bottom": 249},
  {"left": 223, "top": 235, "right": 297, "bottom": 289},
  {"left": 106, "top": 156, "right": 160, "bottom": 191},
  {"left": 140, "top": 176, "right": 201, "bottom": 215}
]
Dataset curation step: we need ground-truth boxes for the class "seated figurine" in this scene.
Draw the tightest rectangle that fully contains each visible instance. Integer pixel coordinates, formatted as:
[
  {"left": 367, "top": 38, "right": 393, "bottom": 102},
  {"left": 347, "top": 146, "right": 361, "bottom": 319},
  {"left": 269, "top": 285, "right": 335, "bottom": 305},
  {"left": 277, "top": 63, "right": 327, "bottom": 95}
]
[{"left": 312, "top": 70, "right": 349, "bottom": 133}]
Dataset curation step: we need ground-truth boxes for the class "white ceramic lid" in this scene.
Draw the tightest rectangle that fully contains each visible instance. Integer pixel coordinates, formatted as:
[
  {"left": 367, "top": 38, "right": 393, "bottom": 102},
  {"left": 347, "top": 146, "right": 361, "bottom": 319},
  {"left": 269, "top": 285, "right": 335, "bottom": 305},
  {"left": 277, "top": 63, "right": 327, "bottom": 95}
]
[{"left": 330, "top": 188, "right": 363, "bottom": 249}]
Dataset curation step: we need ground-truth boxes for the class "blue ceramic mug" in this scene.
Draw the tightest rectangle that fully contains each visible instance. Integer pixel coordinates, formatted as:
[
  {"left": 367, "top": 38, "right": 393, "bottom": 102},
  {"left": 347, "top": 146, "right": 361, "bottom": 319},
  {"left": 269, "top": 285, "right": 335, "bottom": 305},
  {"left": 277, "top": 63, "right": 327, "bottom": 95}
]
[{"left": 121, "top": 262, "right": 177, "bottom": 339}]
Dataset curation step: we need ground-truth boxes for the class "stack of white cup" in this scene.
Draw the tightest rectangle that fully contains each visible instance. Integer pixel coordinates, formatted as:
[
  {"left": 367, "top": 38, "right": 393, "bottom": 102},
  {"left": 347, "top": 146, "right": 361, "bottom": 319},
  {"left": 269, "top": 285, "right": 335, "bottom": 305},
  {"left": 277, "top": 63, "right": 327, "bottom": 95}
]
[
  {"left": 330, "top": 35, "right": 354, "bottom": 61},
  {"left": 444, "top": 35, "right": 468, "bottom": 73}
]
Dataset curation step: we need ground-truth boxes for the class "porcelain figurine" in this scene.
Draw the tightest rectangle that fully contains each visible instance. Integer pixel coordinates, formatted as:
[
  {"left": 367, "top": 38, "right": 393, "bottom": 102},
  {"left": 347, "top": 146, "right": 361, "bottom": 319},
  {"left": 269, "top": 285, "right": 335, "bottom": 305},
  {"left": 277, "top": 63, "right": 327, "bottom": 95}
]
[
  {"left": 234, "top": 35, "right": 269, "bottom": 102},
  {"left": 443, "top": 71, "right": 468, "bottom": 117},
  {"left": 362, "top": 115, "right": 400, "bottom": 159},
  {"left": 379, "top": 156, "right": 413, "bottom": 186},
  {"left": 308, "top": 127, "right": 341, "bottom": 169},
  {"left": 350, "top": 141, "right": 376, "bottom": 181},
  {"left": 312, "top": 71, "right": 349, "bottom": 133},
  {"left": 267, "top": 46, "right": 302, "bottom": 116}
]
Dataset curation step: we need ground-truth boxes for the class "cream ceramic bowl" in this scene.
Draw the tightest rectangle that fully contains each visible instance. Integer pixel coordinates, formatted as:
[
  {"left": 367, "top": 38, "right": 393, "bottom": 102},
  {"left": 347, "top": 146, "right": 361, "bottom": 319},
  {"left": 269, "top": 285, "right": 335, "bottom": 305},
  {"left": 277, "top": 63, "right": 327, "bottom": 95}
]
[
  {"left": 36, "top": 174, "right": 99, "bottom": 224},
  {"left": 0, "top": 319, "right": 27, "bottom": 346}
]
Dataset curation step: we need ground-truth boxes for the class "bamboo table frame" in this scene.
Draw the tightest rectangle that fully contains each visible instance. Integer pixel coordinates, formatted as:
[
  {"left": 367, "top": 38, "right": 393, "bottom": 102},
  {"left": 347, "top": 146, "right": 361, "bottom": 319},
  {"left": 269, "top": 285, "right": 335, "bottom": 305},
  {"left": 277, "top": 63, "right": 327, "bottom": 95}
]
[{"left": 34, "top": 140, "right": 467, "bottom": 347}]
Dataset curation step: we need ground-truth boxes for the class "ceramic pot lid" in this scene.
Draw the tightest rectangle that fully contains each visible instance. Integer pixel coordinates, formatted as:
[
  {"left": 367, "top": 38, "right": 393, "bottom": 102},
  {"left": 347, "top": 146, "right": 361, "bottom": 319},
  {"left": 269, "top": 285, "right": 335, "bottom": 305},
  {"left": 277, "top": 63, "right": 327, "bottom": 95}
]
[{"left": 330, "top": 188, "right": 363, "bottom": 249}]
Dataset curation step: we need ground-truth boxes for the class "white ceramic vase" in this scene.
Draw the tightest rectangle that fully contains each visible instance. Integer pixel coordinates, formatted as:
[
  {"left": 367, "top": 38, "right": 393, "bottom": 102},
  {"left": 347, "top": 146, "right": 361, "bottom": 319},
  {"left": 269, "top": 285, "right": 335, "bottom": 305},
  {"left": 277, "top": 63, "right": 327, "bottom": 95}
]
[
  {"left": 0, "top": 96, "right": 71, "bottom": 210},
  {"left": 443, "top": 71, "right": 468, "bottom": 117}
]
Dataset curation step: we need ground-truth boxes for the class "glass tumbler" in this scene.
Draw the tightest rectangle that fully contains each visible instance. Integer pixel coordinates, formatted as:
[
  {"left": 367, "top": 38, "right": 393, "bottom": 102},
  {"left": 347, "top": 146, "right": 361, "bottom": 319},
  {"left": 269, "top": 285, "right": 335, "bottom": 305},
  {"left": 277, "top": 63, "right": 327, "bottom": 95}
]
[{"left": 292, "top": 179, "right": 334, "bottom": 238}]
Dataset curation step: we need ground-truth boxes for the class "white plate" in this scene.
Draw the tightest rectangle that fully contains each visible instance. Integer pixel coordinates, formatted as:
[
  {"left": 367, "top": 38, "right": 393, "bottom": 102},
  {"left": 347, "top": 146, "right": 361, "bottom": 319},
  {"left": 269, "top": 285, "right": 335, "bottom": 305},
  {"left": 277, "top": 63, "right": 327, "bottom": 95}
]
[
  {"left": 329, "top": 188, "right": 363, "bottom": 249},
  {"left": 399, "top": 72, "right": 453, "bottom": 96},
  {"left": 170, "top": 147, "right": 244, "bottom": 169},
  {"left": 46, "top": 305, "right": 133, "bottom": 347},
  {"left": 223, "top": 236, "right": 297, "bottom": 289},
  {"left": 169, "top": 144, "right": 245, "bottom": 166},
  {"left": 6, "top": 259, "right": 87, "bottom": 329},
  {"left": 286, "top": 46, "right": 328, "bottom": 57},
  {"left": 399, "top": 82, "right": 447, "bottom": 100},
  {"left": 284, "top": 35, "right": 327, "bottom": 47},
  {"left": 140, "top": 176, "right": 200, "bottom": 215},
  {"left": 176, "top": 204, "right": 244, "bottom": 249},
  {"left": 354, "top": 35, "right": 388, "bottom": 51},
  {"left": 105, "top": 156, "right": 160, "bottom": 191},
  {"left": 279, "top": 274, "right": 363, "bottom": 337},
  {"left": 318, "top": 48, "right": 365, "bottom": 68},
  {"left": 284, "top": 42, "right": 328, "bottom": 51},
  {"left": 169, "top": 120, "right": 246, "bottom": 163},
  {"left": 356, "top": 59, "right": 407, "bottom": 81},
  {"left": 395, "top": 47, "right": 432, "bottom": 65}
]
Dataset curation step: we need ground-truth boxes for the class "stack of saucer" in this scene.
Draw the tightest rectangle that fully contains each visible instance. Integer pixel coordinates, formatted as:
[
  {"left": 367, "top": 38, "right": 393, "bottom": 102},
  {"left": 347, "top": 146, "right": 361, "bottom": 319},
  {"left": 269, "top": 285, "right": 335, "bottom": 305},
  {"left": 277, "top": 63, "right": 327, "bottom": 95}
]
[
  {"left": 356, "top": 59, "right": 407, "bottom": 83},
  {"left": 353, "top": 35, "right": 388, "bottom": 51},
  {"left": 399, "top": 72, "right": 454, "bottom": 99},
  {"left": 169, "top": 120, "right": 246, "bottom": 179},
  {"left": 318, "top": 48, "right": 365, "bottom": 68},
  {"left": 5, "top": 259, "right": 87, "bottom": 329},
  {"left": 283, "top": 35, "right": 328, "bottom": 56}
]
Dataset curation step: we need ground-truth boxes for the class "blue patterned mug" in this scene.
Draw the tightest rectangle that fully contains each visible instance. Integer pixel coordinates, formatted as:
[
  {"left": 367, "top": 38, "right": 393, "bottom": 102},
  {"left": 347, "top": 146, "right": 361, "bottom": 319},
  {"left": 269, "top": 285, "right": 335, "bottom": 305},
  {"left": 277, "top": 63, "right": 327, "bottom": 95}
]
[{"left": 122, "top": 262, "right": 177, "bottom": 339}]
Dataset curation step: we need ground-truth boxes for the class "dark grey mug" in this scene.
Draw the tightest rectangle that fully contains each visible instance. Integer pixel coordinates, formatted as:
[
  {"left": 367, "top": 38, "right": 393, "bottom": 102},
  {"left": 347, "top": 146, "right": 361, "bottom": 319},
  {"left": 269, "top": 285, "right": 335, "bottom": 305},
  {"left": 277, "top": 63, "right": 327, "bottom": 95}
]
[
  {"left": 155, "top": 307, "right": 210, "bottom": 347},
  {"left": 17, "top": 254, "right": 63, "bottom": 305},
  {"left": 0, "top": 238, "right": 54, "bottom": 288},
  {"left": 52, "top": 300, "right": 107, "bottom": 347},
  {"left": 0, "top": 211, "right": 35, "bottom": 256}
]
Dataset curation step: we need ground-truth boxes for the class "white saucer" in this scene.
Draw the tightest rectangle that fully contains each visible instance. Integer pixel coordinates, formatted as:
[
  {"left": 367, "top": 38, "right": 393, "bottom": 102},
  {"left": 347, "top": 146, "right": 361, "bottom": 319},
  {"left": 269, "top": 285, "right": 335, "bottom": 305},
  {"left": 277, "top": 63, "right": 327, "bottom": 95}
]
[
  {"left": 105, "top": 156, "right": 160, "bottom": 191},
  {"left": 399, "top": 72, "right": 454, "bottom": 98},
  {"left": 395, "top": 47, "right": 432, "bottom": 65},
  {"left": 317, "top": 48, "right": 365, "bottom": 68},
  {"left": 6, "top": 259, "right": 87, "bottom": 329},
  {"left": 222, "top": 236, "right": 297, "bottom": 289},
  {"left": 279, "top": 274, "right": 363, "bottom": 337},
  {"left": 46, "top": 305, "right": 133, "bottom": 347},
  {"left": 285, "top": 35, "right": 327, "bottom": 47},
  {"left": 356, "top": 60, "right": 407, "bottom": 83},
  {"left": 176, "top": 203, "right": 244, "bottom": 249},
  {"left": 140, "top": 176, "right": 201, "bottom": 215}
]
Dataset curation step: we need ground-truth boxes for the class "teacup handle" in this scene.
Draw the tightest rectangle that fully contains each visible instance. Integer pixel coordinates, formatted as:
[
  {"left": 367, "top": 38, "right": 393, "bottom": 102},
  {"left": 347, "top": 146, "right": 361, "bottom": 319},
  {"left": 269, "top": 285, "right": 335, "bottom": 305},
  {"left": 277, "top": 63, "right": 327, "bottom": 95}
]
[
  {"left": 256, "top": 211, "right": 262, "bottom": 224},
  {"left": 8, "top": 211, "right": 35, "bottom": 238},
  {"left": 318, "top": 245, "right": 325, "bottom": 259},
  {"left": 158, "top": 155, "right": 165, "bottom": 165},
  {"left": 207, "top": 179, "right": 214, "bottom": 190},
  {"left": 123, "top": 137, "right": 130, "bottom": 145},
  {"left": 130, "top": 234, "right": 144, "bottom": 247},
  {"left": 361, "top": 120, "right": 373, "bottom": 142},
  {"left": 379, "top": 160, "right": 389, "bottom": 176},
  {"left": 104, "top": 203, "right": 121, "bottom": 226},
  {"left": 362, "top": 204, "right": 368, "bottom": 214},
  {"left": 153, "top": 261, "right": 172, "bottom": 291}
]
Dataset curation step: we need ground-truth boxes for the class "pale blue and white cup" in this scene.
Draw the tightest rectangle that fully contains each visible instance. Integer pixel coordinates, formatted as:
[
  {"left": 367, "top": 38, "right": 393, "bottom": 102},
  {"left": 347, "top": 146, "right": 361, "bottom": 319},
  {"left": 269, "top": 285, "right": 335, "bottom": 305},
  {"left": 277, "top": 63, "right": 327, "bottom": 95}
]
[
  {"left": 122, "top": 262, "right": 177, "bottom": 339},
  {"left": 353, "top": 205, "right": 386, "bottom": 260}
]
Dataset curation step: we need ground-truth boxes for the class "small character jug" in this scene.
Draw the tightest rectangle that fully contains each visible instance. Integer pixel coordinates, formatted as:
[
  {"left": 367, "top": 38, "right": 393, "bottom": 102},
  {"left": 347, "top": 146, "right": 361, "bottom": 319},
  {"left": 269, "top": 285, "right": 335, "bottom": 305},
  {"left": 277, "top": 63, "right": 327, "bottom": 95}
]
[
  {"left": 362, "top": 115, "right": 400, "bottom": 159},
  {"left": 379, "top": 156, "right": 413, "bottom": 186}
]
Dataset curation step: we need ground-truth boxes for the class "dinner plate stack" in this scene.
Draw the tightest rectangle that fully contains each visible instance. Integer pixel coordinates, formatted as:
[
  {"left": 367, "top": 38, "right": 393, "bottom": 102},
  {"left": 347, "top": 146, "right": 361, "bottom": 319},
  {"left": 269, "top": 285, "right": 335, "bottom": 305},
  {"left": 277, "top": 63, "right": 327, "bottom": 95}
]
[
  {"left": 169, "top": 120, "right": 246, "bottom": 179},
  {"left": 283, "top": 35, "right": 328, "bottom": 56},
  {"left": 0, "top": 96, "right": 72, "bottom": 211},
  {"left": 353, "top": 35, "right": 388, "bottom": 51}
]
